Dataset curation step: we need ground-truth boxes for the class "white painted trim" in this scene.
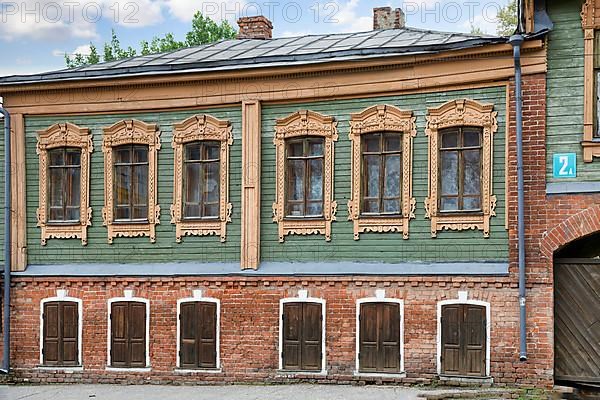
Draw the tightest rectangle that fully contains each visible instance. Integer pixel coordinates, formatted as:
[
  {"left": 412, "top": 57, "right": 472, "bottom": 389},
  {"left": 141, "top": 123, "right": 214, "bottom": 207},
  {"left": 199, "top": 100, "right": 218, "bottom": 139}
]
[
  {"left": 174, "top": 368, "right": 223, "bottom": 374},
  {"left": 355, "top": 297, "right": 405, "bottom": 375},
  {"left": 36, "top": 366, "right": 84, "bottom": 372},
  {"left": 279, "top": 296, "right": 327, "bottom": 374},
  {"left": 107, "top": 296, "right": 151, "bottom": 369},
  {"left": 39, "top": 294, "right": 83, "bottom": 367},
  {"left": 176, "top": 295, "right": 221, "bottom": 370},
  {"left": 436, "top": 297, "right": 491, "bottom": 377}
]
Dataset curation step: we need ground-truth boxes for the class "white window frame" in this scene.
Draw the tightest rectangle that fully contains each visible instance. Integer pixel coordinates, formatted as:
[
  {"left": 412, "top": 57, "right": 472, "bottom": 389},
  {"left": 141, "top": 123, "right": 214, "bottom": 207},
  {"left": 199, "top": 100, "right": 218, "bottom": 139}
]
[
  {"left": 278, "top": 292, "right": 327, "bottom": 375},
  {"left": 39, "top": 291, "right": 83, "bottom": 370},
  {"left": 355, "top": 294, "right": 405, "bottom": 377},
  {"left": 106, "top": 293, "right": 151, "bottom": 372},
  {"left": 436, "top": 293, "right": 491, "bottom": 378},
  {"left": 176, "top": 292, "right": 221, "bottom": 373}
]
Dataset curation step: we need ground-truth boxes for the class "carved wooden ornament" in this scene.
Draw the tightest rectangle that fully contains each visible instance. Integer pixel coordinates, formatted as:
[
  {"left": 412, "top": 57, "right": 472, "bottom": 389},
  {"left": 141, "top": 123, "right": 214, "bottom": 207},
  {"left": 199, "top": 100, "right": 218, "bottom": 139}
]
[
  {"left": 348, "top": 105, "right": 416, "bottom": 240},
  {"left": 170, "top": 114, "right": 233, "bottom": 243},
  {"left": 36, "top": 123, "right": 93, "bottom": 246},
  {"left": 581, "top": 0, "right": 600, "bottom": 161},
  {"left": 424, "top": 99, "right": 498, "bottom": 238},
  {"left": 272, "top": 110, "right": 338, "bottom": 242},
  {"left": 102, "top": 119, "right": 161, "bottom": 243}
]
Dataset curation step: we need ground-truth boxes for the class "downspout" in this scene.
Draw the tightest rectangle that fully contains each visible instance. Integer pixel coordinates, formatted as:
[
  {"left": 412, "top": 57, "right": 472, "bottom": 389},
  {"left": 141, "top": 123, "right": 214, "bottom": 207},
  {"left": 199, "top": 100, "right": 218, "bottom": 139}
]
[
  {"left": 0, "top": 103, "right": 11, "bottom": 373},
  {"left": 509, "top": 31, "right": 527, "bottom": 362}
]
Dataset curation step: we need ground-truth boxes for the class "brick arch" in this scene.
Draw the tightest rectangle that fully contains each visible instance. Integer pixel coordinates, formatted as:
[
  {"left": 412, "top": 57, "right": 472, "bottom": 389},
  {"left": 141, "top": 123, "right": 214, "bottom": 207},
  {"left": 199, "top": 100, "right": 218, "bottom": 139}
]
[{"left": 540, "top": 204, "right": 600, "bottom": 258}]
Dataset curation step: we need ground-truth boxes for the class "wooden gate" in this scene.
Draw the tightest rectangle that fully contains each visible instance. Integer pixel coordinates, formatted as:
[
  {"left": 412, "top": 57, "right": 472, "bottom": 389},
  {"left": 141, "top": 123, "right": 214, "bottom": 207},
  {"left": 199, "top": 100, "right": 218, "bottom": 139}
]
[{"left": 554, "top": 260, "right": 600, "bottom": 386}]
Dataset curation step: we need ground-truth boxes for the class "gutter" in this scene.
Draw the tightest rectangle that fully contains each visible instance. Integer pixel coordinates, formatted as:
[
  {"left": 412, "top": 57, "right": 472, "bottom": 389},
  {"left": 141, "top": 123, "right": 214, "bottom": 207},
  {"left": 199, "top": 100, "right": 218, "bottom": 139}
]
[
  {"left": 509, "top": 32, "right": 527, "bottom": 362},
  {"left": 0, "top": 104, "right": 10, "bottom": 373}
]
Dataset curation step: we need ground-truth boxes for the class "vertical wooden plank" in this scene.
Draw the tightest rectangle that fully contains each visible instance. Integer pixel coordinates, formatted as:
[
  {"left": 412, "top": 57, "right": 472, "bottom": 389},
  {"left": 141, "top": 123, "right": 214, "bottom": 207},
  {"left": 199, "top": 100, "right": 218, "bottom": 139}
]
[
  {"left": 282, "top": 303, "right": 302, "bottom": 370},
  {"left": 43, "top": 302, "right": 60, "bottom": 365},
  {"left": 241, "top": 100, "right": 261, "bottom": 269},
  {"left": 198, "top": 302, "right": 217, "bottom": 369},
  {"left": 301, "top": 303, "right": 322, "bottom": 371},
  {"left": 179, "top": 302, "right": 197, "bottom": 369},
  {"left": 359, "top": 303, "right": 378, "bottom": 372},
  {"left": 464, "top": 305, "right": 486, "bottom": 377},
  {"left": 10, "top": 113, "right": 26, "bottom": 271},
  {"left": 61, "top": 302, "right": 79, "bottom": 365},
  {"left": 441, "top": 305, "right": 461, "bottom": 375},
  {"left": 128, "top": 302, "right": 146, "bottom": 367},
  {"left": 110, "top": 302, "right": 128, "bottom": 367},
  {"left": 380, "top": 303, "right": 400, "bottom": 372}
]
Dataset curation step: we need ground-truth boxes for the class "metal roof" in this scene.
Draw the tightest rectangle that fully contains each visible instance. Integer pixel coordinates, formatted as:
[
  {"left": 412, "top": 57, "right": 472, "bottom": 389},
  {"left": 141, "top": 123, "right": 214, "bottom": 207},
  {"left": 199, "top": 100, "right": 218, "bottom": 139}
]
[{"left": 0, "top": 27, "right": 506, "bottom": 85}]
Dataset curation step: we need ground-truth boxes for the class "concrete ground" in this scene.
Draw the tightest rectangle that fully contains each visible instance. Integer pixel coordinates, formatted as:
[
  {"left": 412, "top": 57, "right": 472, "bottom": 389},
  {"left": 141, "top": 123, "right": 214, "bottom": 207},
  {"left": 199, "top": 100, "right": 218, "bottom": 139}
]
[{"left": 0, "top": 384, "right": 426, "bottom": 400}]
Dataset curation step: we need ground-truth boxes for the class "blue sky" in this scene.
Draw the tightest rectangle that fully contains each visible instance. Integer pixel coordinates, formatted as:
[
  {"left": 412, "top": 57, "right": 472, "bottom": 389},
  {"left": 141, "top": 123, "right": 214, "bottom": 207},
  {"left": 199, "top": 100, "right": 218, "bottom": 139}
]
[{"left": 0, "top": 0, "right": 510, "bottom": 76}]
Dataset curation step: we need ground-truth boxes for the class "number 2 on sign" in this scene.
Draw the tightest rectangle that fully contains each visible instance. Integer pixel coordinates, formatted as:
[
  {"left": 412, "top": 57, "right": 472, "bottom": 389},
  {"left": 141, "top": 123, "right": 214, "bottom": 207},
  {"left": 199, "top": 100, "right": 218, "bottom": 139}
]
[{"left": 558, "top": 156, "right": 570, "bottom": 176}]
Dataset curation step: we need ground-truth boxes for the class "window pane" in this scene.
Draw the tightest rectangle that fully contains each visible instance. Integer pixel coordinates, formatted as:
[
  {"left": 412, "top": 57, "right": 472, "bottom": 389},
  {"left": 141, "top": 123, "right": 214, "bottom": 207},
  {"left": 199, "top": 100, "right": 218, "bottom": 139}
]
[
  {"left": 463, "top": 197, "right": 481, "bottom": 211},
  {"left": 115, "top": 166, "right": 130, "bottom": 206},
  {"left": 287, "top": 141, "right": 304, "bottom": 157},
  {"left": 65, "top": 206, "right": 80, "bottom": 221},
  {"left": 133, "top": 165, "right": 148, "bottom": 207},
  {"left": 307, "top": 159, "right": 323, "bottom": 201},
  {"left": 383, "top": 199, "right": 400, "bottom": 214},
  {"left": 463, "top": 149, "right": 481, "bottom": 196},
  {"left": 205, "top": 162, "right": 220, "bottom": 203},
  {"left": 384, "top": 134, "right": 401, "bottom": 152},
  {"left": 115, "top": 206, "right": 130, "bottom": 220},
  {"left": 186, "top": 143, "right": 201, "bottom": 161},
  {"left": 383, "top": 155, "right": 401, "bottom": 198},
  {"left": 204, "top": 204, "right": 219, "bottom": 217},
  {"left": 363, "top": 134, "right": 381, "bottom": 153},
  {"left": 67, "top": 166, "right": 81, "bottom": 209},
  {"left": 306, "top": 201, "right": 323, "bottom": 216},
  {"left": 185, "top": 205, "right": 200, "bottom": 218},
  {"left": 49, "top": 207, "right": 64, "bottom": 221},
  {"left": 441, "top": 197, "right": 458, "bottom": 211},
  {"left": 133, "top": 146, "right": 148, "bottom": 163},
  {"left": 363, "top": 199, "right": 379, "bottom": 214},
  {"left": 49, "top": 169, "right": 64, "bottom": 207},
  {"left": 288, "top": 203, "right": 304, "bottom": 217},
  {"left": 308, "top": 140, "right": 323, "bottom": 157},
  {"left": 49, "top": 149, "right": 64, "bottom": 166},
  {"left": 65, "top": 149, "right": 81, "bottom": 166},
  {"left": 364, "top": 155, "right": 381, "bottom": 198},
  {"left": 114, "top": 147, "right": 131, "bottom": 164},
  {"left": 205, "top": 143, "right": 220, "bottom": 160},
  {"left": 185, "top": 163, "right": 201, "bottom": 204},
  {"left": 463, "top": 129, "right": 481, "bottom": 147},
  {"left": 288, "top": 160, "right": 305, "bottom": 201},
  {"left": 133, "top": 206, "right": 148, "bottom": 220},
  {"left": 441, "top": 130, "right": 458, "bottom": 149},
  {"left": 440, "top": 151, "right": 459, "bottom": 196}
]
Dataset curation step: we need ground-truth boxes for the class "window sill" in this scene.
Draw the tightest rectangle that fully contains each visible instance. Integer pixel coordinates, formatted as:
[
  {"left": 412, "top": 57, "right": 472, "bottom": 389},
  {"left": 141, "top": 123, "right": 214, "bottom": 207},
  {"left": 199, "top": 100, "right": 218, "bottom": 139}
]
[
  {"left": 438, "top": 374, "right": 493, "bottom": 384},
  {"left": 353, "top": 371, "right": 406, "bottom": 379},
  {"left": 276, "top": 369, "right": 328, "bottom": 377},
  {"left": 36, "top": 365, "right": 83, "bottom": 372},
  {"left": 174, "top": 368, "right": 222, "bottom": 374},
  {"left": 105, "top": 366, "right": 151, "bottom": 372},
  {"left": 582, "top": 140, "right": 600, "bottom": 162}
]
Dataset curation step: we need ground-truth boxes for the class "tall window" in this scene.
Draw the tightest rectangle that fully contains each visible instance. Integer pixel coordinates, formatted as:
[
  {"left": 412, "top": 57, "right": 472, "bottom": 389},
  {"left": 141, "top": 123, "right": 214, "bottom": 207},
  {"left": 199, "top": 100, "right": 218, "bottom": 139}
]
[
  {"left": 581, "top": 1, "right": 600, "bottom": 160},
  {"left": 183, "top": 141, "right": 220, "bottom": 219},
  {"left": 285, "top": 137, "right": 324, "bottom": 218},
  {"left": 595, "top": 32, "right": 600, "bottom": 139},
  {"left": 280, "top": 301, "right": 324, "bottom": 372},
  {"left": 37, "top": 122, "right": 93, "bottom": 246},
  {"left": 42, "top": 301, "right": 80, "bottom": 367},
  {"left": 114, "top": 145, "right": 149, "bottom": 222},
  {"left": 110, "top": 301, "right": 148, "bottom": 368},
  {"left": 358, "top": 301, "right": 402, "bottom": 374},
  {"left": 48, "top": 148, "right": 82, "bottom": 223},
  {"left": 438, "top": 127, "right": 482, "bottom": 213},
  {"left": 361, "top": 133, "right": 402, "bottom": 215},
  {"left": 179, "top": 301, "right": 218, "bottom": 369}
]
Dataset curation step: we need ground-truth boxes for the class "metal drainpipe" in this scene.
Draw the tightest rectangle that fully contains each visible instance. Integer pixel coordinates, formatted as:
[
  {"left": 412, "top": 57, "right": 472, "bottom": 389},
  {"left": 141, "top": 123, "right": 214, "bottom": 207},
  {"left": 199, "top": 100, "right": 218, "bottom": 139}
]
[
  {"left": 0, "top": 104, "right": 11, "bottom": 373},
  {"left": 509, "top": 34, "right": 527, "bottom": 362}
]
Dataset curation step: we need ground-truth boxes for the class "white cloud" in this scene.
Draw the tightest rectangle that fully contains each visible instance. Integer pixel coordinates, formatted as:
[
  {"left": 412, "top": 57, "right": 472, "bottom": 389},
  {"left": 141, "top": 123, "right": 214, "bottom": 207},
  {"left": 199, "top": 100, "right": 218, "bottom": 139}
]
[{"left": 164, "top": 0, "right": 244, "bottom": 23}]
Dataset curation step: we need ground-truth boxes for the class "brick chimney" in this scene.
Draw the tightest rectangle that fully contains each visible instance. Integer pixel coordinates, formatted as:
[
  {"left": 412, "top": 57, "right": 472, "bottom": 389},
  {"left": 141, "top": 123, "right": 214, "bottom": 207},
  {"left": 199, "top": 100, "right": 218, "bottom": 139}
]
[
  {"left": 373, "top": 7, "right": 405, "bottom": 30},
  {"left": 237, "top": 16, "right": 273, "bottom": 39}
]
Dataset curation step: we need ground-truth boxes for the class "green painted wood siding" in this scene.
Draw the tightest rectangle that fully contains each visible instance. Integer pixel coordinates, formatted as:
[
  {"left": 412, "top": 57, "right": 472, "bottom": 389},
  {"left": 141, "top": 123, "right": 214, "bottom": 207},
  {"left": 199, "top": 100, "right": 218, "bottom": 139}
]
[
  {"left": 260, "top": 87, "right": 509, "bottom": 263},
  {"left": 25, "top": 108, "right": 242, "bottom": 264},
  {"left": 546, "top": 0, "right": 600, "bottom": 182}
]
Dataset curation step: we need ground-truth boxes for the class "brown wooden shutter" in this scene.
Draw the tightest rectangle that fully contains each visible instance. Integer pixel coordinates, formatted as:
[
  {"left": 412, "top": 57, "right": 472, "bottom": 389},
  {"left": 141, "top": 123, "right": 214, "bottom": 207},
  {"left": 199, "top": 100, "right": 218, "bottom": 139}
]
[
  {"left": 129, "top": 302, "right": 147, "bottom": 368},
  {"left": 282, "top": 302, "right": 322, "bottom": 371},
  {"left": 42, "top": 301, "right": 79, "bottom": 366},
  {"left": 43, "top": 302, "right": 60, "bottom": 365},
  {"left": 441, "top": 304, "right": 486, "bottom": 377},
  {"left": 358, "top": 302, "right": 401, "bottom": 373},
  {"left": 110, "top": 301, "right": 147, "bottom": 368},
  {"left": 198, "top": 302, "right": 217, "bottom": 369},
  {"left": 179, "top": 302, "right": 197, "bottom": 369},
  {"left": 110, "top": 302, "right": 129, "bottom": 367}
]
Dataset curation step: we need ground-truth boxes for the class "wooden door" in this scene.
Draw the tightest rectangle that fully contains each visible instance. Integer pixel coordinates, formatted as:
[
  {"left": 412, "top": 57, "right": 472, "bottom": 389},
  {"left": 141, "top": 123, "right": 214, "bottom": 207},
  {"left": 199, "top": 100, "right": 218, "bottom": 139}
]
[
  {"left": 179, "top": 301, "right": 217, "bottom": 369},
  {"left": 110, "top": 301, "right": 146, "bottom": 368},
  {"left": 42, "top": 301, "right": 79, "bottom": 366},
  {"left": 441, "top": 304, "right": 486, "bottom": 377},
  {"left": 282, "top": 302, "right": 323, "bottom": 371},
  {"left": 359, "top": 302, "right": 401, "bottom": 373},
  {"left": 554, "top": 262, "right": 600, "bottom": 385}
]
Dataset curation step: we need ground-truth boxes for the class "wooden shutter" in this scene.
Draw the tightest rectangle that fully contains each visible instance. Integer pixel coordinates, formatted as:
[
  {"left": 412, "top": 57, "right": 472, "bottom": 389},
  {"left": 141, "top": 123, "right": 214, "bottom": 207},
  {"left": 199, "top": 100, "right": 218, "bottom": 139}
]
[
  {"left": 43, "top": 301, "right": 79, "bottom": 366},
  {"left": 110, "top": 301, "right": 147, "bottom": 368},
  {"left": 282, "top": 302, "right": 322, "bottom": 371},
  {"left": 359, "top": 302, "right": 401, "bottom": 373},
  {"left": 441, "top": 304, "right": 486, "bottom": 377},
  {"left": 179, "top": 301, "right": 217, "bottom": 369}
]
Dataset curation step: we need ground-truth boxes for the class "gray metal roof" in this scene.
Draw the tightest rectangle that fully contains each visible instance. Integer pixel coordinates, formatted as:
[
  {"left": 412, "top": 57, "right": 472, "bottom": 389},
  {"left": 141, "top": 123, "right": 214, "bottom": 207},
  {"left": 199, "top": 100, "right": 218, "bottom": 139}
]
[{"left": 0, "top": 27, "right": 506, "bottom": 86}]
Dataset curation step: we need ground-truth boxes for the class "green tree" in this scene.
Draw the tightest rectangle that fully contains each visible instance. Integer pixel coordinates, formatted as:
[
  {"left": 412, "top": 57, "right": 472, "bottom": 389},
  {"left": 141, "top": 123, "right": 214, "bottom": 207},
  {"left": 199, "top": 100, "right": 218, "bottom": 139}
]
[
  {"left": 470, "top": 23, "right": 484, "bottom": 35},
  {"left": 65, "top": 12, "right": 237, "bottom": 68},
  {"left": 496, "top": 0, "right": 518, "bottom": 36}
]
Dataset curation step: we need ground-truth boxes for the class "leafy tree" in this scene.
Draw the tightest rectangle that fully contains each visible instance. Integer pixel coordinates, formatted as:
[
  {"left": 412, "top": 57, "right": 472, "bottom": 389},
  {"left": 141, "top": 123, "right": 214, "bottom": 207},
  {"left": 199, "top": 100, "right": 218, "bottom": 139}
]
[
  {"left": 65, "top": 12, "right": 237, "bottom": 68},
  {"left": 470, "top": 24, "right": 484, "bottom": 35},
  {"left": 496, "top": 0, "right": 518, "bottom": 36}
]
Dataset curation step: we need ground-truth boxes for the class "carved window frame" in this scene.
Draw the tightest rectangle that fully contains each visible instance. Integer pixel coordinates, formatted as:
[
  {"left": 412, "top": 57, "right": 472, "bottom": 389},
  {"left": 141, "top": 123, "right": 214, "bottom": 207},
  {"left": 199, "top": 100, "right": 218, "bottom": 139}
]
[
  {"left": 102, "top": 119, "right": 161, "bottom": 244},
  {"left": 581, "top": 0, "right": 600, "bottom": 162},
  {"left": 424, "top": 99, "right": 498, "bottom": 238},
  {"left": 36, "top": 123, "right": 93, "bottom": 246},
  {"left": 170, "top": 114, "right": 233, "bottom": 243},
  {"left": 272, "top": 110, "right": 338, "bottom": 242},
  {"left": 348, "top": 105, "right": 416, "bottom": 240}
]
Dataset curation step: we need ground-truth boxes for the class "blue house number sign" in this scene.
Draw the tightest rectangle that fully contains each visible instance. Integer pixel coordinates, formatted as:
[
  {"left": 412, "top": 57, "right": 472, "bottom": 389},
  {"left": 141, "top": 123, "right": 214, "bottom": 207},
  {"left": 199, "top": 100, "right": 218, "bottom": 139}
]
[{"left": 553, "top": 153, "right": 577, "bottom": 179}]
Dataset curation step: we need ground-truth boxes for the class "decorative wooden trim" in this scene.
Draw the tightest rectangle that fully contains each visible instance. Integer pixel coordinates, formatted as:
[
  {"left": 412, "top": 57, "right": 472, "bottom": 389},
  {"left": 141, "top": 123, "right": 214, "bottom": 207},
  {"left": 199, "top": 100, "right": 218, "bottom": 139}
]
[
  {"left": 170, "top": 114, "right": 233, "bottom": 243},
  {"left": 241, "top": 101, "right": 262, "bottom": 270},
  {"left": 272, "top": 110, "right": 338, "bottom": 242},
  {"left": 102, "top": 119, "right": 161, "bottom": 244},
  {"left": 424, "top": 99, "right": 498, "bottom": 238},
  {"left": 347, "top": 105, "right": 416, "bottom": 240},
  {"left": 36, "top": 122, "right": 93, "bottom": 246},
  {"left": 11, "top": 113, "right": 27, "bottom": 271},
  {"left": 581, "top": 1, "right": 600, "bottom": 162}
]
